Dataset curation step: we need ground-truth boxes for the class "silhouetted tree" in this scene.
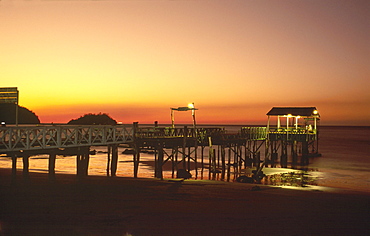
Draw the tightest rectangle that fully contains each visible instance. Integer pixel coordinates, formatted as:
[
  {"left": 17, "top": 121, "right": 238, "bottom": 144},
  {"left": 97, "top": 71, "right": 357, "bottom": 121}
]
[
  {"left": 0, "top": 103, "right": 40, "bottom": 124},
  {"left": 68, "top": 113, "right": 117, "bottom": 125}
]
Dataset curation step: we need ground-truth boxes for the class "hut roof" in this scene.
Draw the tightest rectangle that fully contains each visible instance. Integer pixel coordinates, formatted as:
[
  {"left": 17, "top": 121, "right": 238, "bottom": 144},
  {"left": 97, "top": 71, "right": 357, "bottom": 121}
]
[{"left": 266, "top": 107, "right": 319, "bottom": 117}]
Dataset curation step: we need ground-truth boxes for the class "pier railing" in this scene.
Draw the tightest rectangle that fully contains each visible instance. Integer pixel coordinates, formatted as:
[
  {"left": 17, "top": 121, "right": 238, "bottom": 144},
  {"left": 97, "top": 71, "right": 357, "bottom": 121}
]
[
  {"left": 240, "top": 127, "right": 268, "bottom": 140},
  {"left": 0, "top": 124, "right": 318, "bottom": 153},
  {"left": 240, "top": 127, "right": 317, "bottom": 141},
  {"left": 267, "top": 127, "right": 317, "bottom": 141},
  {"left": 134, "top": 127, "right": 225, "bottom": 142},
  {"left": 0, "top": 125, "right": 134, "bottom": 152}
]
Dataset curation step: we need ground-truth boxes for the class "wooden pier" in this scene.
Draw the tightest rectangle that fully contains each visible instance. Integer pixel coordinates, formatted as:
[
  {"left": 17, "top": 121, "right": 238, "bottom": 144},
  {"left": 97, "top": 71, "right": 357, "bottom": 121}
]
[{"left": 0, "top": 107, "right": 320, "bottom": 182}]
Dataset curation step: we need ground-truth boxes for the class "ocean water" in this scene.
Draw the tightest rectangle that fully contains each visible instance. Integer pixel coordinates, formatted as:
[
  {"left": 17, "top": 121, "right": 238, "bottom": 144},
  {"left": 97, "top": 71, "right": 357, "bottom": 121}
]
[
  {"left": 308, "top": 126, "right": 370, "bottom": 192},
  {"left": 1, "top": 125, "right": 369, "bottom": 193}
]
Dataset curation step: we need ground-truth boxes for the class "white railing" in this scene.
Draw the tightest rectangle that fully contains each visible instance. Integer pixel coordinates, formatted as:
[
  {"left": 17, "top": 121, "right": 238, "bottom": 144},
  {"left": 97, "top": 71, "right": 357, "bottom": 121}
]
[
  {"left": 0, "top": 125, "right": 134, "bottom": 152},
  {"left": 240, "top": 127, "right": 268, "bottom": 140}
]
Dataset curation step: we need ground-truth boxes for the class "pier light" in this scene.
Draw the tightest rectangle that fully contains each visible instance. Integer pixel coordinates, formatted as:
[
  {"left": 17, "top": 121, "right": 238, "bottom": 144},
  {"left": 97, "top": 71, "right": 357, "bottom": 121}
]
[
  {"left": 295, "top": 116, "right": 301, "bottom": 129},
  {"left": 313, "top": 110, "right": 318, "bottom": 115},
  {"left": 171, "top": 103, "right": 198, "bottom": 128},
  {"left": 188, "top": 103, "right": 195, "bottom": 109}
]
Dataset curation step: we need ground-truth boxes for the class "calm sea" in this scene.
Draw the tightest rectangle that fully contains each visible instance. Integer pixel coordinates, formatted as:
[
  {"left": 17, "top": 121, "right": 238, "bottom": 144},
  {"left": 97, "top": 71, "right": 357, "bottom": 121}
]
[{"left": 1, "top": 125, "right": 369, "bottom": 193}]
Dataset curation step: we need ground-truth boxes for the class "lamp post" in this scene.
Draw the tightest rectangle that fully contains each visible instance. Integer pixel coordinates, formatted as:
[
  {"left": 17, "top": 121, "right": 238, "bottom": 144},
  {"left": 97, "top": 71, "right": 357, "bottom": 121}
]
[{"left": 170, "top": 103, "right": 198, "bottom": 129}]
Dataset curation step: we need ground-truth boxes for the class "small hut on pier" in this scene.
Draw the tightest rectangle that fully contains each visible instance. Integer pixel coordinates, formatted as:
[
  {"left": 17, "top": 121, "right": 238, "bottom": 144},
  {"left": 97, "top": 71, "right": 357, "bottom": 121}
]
[
  {"left": 266, "top": 107, "right": 320, "bottom": 131},
  {"left": 265, "top": 107, "right": 320, "bottom": 167}
]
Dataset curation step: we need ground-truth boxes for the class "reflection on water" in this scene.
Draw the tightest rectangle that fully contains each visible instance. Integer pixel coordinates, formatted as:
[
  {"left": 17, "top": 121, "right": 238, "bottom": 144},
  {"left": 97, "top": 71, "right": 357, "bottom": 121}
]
[
  {"left": 185, "top": 167, "right": 319, "bottom": 188},
  {"left": 261, "top": 171, "right": 318, "bottom": 187}
]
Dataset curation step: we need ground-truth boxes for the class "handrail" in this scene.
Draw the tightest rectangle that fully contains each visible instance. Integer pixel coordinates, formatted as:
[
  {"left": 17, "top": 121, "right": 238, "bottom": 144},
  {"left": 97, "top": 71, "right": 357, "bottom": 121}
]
[
  {"left": 134, "top": 127, "right": 225, "bottom": 143},
  {"left": 0, "top": 125, "right": 134, "bottom": 152}
]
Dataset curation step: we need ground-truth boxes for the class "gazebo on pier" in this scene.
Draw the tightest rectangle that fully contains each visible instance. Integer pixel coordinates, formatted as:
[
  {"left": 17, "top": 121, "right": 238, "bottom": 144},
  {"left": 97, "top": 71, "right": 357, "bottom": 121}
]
[
  {"left": 266, "top": 107, "right": 320, "bottom": 132},
  {"left": 265, "top": 107, "right": 321, "bottom": 167}
]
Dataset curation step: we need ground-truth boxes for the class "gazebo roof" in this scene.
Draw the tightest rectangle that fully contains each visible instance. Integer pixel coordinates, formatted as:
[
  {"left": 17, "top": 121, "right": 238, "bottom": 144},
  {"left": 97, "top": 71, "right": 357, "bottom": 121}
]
[{"left": 266, "top": 107, "right": 319, "bottom": 117}]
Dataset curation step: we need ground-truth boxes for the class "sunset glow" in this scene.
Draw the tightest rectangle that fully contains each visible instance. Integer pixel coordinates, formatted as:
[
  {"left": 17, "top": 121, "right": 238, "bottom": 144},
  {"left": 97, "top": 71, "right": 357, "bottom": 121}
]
[{"left": 1, "top": 0, "right": 369, "bottom": 125}]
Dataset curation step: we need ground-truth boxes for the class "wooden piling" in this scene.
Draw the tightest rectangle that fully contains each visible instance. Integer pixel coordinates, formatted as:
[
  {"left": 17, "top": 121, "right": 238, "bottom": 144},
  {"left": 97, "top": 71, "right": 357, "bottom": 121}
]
[
  {"left": 155, "top": 143, "right": 164, "bottom": 180},
  {"left": 221, "top": 145, "right": 226, "bottom": 180},
  {"left": 11, "top": 154, "right": 17, "bottom": 182},
  {"left": 110, "top": 145, "right": 118, "bottom": 177},
  {"left": 48, "top": 152, "right": 56, "bottom": 181},
  {"left": 182, "top": 126, "right": 188, "bottom": 170},
  {"left": 106, "top": 145, "right": 111, "bottom": 176},
  {"left": 132, "top": 122, "right": 140, "bottom": 178},
  {"left": 133, "top": 146, "right": 140, "bottom": 178},
  {"left": 227, "top": 146, "right": 231, "bottom": 181},
  {"left": 22, "top": 154, "right": 29, "bottom": 179},
  {"left": 281, "top": 141, "right": 288, "bottom": 168},
  {"left": 76, "top": 146, "right": 90, "bottom": 177}
]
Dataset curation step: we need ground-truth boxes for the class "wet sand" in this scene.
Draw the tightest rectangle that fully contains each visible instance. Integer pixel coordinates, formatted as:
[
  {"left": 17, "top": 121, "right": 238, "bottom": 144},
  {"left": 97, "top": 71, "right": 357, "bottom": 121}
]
[{"left": 0, "top": 169, "right": 369, "bottom": 236}]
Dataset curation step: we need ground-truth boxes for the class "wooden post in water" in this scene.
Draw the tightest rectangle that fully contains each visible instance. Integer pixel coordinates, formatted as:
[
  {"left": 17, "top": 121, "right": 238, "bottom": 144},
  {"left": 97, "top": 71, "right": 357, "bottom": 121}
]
[
  {"left": 227, "top": 146, "right": 231, "bottom": 181},
  {"left": 187, "top": 146, "right": 191, "bottom": 172},
  {"left": 48, "top": 151, "right": 56, "bottom": 181},
  {"left": 133, "top": 146, "right": 140, "bottom": 178},
  {"left": 291, "top": 141, "right": 297, "bottom": 168},
  {"left": 217, "top": 146, "right": 220, "bottom": 169},
  {"left": 182, "top": 126, "right": 188, "bottom": 170},
  {"left": 11, "top": 154, "right": 17, "bottom": 183},
  {"left": 244, "top": 145, "right": 249, "bottom": 167},
  {"left": 301, "top": 141, "right": 309, "bottom": 166},
  {"left": 111, "top": 144, "right": 118, "bottom": 177},
  {"left": 155, "top": 142, "right": 164, "bottom": 180},
  {"left": 77, "top": 146, "right": 90, "bottom": 177},
  {"left": 221, "top": 144, "right": 226, "bottom": 180},
  {"left": 171, "top": 148, "right": 177, "bottom": 178},
  {"left": 106, "top": 145, "right": 111, "bottom": 176},
  {"left": 76, "top": 154, "right": 81, "bottom": 176},
  {"left": 201, "top": 146, "right": 205, "bottom": 166},
  {"left": 85, "top": 151, "right": 90, "bottom": 176},
  {"left": 194, "top": 140, "right": 198, "bottom": 179},
  {"left": 22, "top": 154, "right": 29, "bottom": 179},
  {"left": 132, "top": 122, "right": 140, "bottom": 178},
  {"left": 281, "top": 141, "right": 288, "bottom": 168},
  {"left": 270, "top": 140, "right": 278, "bottom": 168}
]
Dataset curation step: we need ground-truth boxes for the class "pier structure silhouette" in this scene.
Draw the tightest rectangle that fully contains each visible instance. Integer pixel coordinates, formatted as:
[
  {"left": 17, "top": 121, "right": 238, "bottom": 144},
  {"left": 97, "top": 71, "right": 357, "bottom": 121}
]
[{"left": 0, "top": 107, "right": 320, "bottom": 181}]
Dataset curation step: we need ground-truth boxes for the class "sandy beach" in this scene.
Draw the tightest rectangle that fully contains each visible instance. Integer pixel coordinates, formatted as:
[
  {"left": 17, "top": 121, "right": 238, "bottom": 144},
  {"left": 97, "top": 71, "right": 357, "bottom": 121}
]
[{"left": 0, "top": 169, "right": 369, "bottom": 236}]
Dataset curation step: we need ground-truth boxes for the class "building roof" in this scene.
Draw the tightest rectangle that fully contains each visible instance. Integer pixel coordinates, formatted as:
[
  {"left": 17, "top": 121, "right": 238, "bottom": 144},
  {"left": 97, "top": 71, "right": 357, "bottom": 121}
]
[{"left": 266, "top": 107, "right": 319, "bottom": 117}]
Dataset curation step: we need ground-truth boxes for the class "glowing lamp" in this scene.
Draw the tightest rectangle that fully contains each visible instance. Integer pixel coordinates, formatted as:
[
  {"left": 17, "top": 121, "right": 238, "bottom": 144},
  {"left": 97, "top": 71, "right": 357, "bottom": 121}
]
[{"left": 188, "top": 103, "right": 195, "bottom": 109}]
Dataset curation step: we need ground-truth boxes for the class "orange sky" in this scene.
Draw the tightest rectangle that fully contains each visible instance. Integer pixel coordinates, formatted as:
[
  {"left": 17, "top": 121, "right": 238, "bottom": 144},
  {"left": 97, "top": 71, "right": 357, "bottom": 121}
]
[{"left": 1, "top": 0, "right": 369, "bottom": 125}]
